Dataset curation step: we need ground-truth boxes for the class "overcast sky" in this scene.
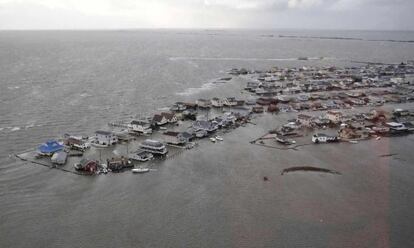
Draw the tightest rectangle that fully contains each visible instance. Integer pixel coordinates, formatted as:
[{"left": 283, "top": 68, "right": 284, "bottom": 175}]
[{"left": 0, "top": 0, "right": 413, "bottom": 30}]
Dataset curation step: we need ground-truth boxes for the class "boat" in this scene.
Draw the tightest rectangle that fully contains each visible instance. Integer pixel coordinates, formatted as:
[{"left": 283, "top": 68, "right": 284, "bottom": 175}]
[
  {"left": 376, "top": 136, "right": 381, "bottom": 140},
  {"left": 159, "top": 127, "right": 167, "bottom": 130},
  {"left": 139, "top": 139, "right": 168, "bottom": 155},
  {"left": 215, "top": 136, "right": 223, "bottom": 141},
  {"left": 132, "top": 167, "right": 150, "bottom": 174},
  {"left": 349, "top": 140, "right": 359, "bottom": 144},
  {"left": 129, "top": 150, "right": 154, "bottom": 162},
  {"left": 210, "top": 137, "right": 217, "bottom": 142}
]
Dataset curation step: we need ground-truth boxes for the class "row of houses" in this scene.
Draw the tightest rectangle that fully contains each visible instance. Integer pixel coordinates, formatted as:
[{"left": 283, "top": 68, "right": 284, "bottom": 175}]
[
  {"left": 245, "top": 64, "right": 414, "bottom": 101},
  {"left": 162, "top": 111, "right": 247, "bottom": 145}
]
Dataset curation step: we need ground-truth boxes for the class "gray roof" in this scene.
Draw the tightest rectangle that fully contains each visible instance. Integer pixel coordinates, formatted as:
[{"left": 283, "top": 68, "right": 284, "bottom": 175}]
[{"left": 95, "top": 130, "right": 112, "bottom": 136}]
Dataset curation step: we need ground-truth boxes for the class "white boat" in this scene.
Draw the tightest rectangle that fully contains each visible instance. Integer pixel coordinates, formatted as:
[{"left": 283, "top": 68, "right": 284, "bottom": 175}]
[
  {"left": 210, "top": 137, "right": 217, "bottom": 142},
  {"left": 349, "top": 140, "right": 359, "bottom": 144},
  {"left": 132, "top": 167, "right": 150, "bottom": 174},
  {"left": 215, "top": 136, "right": 223, "bottom": 141},
  {"left": 159, "top": 127, "right": 168, "bottom": 130},
  {"left": 376, "top": 136, "right": 381, "bottom": 140}
]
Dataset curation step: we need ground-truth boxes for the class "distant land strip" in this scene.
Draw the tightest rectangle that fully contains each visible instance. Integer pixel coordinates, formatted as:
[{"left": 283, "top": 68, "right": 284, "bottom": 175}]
[{"left": 278, "top": 35, "right": 414, "bottom": 43}]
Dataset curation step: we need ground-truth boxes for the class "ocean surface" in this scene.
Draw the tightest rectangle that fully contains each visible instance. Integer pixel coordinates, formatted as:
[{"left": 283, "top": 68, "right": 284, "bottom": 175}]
[{"left": 1, "top": 29, "right": 414, "bottom": 247}]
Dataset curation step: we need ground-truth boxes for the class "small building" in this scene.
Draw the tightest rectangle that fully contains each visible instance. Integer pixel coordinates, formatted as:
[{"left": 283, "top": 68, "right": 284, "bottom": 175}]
[
  {"left": 224, "top": 97, "right": 238, "bottom": 107},
  {"left": 245, "top": 81, "right": 260, "bottom": 92},
  {"left": 139, "top": 139, "right": 168, "bottom": 155},
  {"left": 128, "top": 120, "right": 153, "bottom": 134},
  {"left": 393, "top": 109, "right": 410, "bottom": 117},
  {"left": 38, "top": 140, "right": 64, "bottom": 156},
  {"left": 170, "top": 102, "right": 187, "bottom": 112},
  {"left": 297, "top": 114, "right": 314, "bottom": 127},
  {"left": 211, "top": 98, "right": 224, "bottom": 107},
  {"left": 74, "top": 159, "right": 98, "bottom": 172},
  {"left": 161, "top": 112, "right": 178, "bottom": 123},
  {"left": 51, "top": 151, "right": 68, "bottom": 165},
  {"left": 64, "top": 136, "right": 90, "bottom": 151},
  {"left": 107, "top": 157, "right": 132, "bottom": 172},
  {"left": 183, "top": 102, "right": 197, "bottom": 110},
  {"left": 163, "top": 131, "right": 191, "bottom": 145},
  {"left": 326, "top": 110, "right": 343, "bottom": 124},
  {"left": 94, "top": 131, "right": 118, "bottom": 146},
  {"left": 152, "top": 114, "right": 168, "bottom": 126},
  {"left": 256, "top": 97, "right": 277, "bottom": 106},
  {"left": 192, "top": 120, "right": 218, "bottom": 132},
  {"left": 252, "top": 106, "right": 264, "bottom": 113},
  {"left": 196, "top": 99, "right": 211, "bottom": 108},
  {"left": 277, "top": 95, "right": 292, "bottom": 103}
]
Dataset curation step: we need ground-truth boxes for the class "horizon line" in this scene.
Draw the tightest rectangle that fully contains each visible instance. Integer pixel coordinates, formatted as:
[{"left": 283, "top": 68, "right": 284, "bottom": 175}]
[{"left": 1, "top": 27, "right": 414, "bottom": 32}]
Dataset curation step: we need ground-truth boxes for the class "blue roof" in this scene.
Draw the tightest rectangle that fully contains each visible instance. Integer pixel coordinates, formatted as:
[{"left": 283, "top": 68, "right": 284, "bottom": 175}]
[{"left": 38, "top": 140, "right": 64, "bottom": 154}]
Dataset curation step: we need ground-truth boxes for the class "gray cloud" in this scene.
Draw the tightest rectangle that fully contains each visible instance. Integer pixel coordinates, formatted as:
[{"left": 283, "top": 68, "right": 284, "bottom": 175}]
[{"left": 0, "top": 0, "right": 413, "bottom": 30}]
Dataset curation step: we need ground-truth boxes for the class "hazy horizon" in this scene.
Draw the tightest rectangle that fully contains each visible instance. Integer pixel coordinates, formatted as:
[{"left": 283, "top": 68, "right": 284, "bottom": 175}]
[{"left": 0, "top": 0, "right": 413, "bottom": 31}]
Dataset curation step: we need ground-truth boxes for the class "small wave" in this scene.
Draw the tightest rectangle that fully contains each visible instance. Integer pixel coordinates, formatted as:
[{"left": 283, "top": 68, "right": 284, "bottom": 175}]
[
  {"left": 7, "top": 86, "right": 21, "bottom": 90},
  {"left": 25, "top": 122, "right": 40, "bottom": 129},
  {"left": 10, "top": 127, "right": 21, "bottom": 132},
  {"left": 80, "top": 93, "right": 92, "bottom": 97},
  {"left": 176, "top": 82, "right": 216, "bottom": 96}
]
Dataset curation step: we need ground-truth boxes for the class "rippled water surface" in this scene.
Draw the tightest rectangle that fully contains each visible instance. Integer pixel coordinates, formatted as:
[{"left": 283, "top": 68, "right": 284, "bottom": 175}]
[{"left": 1, "top": 30, "right": 414, "bottom": 247}]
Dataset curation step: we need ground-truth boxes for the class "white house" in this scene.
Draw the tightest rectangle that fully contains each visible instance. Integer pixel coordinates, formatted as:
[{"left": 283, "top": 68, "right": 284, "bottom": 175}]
[
  {"left": 94, "top": 131, "right": 118, "bottom": 146},
  {"left": 128, "top": 120, "right": 153, "bottom": 134},
  {"left": 211, "top": 98, "right": 224, "bottom": 107}
]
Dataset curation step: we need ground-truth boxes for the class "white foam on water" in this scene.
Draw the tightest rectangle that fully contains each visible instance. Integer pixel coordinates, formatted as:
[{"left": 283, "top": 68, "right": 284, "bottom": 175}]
[
  {"left": 10, "top": 127, "right": 21, "bottom": 132},
  {"left": 25, "top": 122, "right": 36, "bottom": 129},
  {"left": 80, "top": 93, "right": 92, "bottom": 97},
  {"left": 7, "top": 86, "right": 21, "bottom": 90},
  {"left": 176, "top": 82, "right": 216, "bottom": 96}
]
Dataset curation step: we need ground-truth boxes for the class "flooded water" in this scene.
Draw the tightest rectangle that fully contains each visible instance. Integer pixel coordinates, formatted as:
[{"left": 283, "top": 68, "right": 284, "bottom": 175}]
[{"left": 1, "top": 29, "right": 414, "bottom": 247}]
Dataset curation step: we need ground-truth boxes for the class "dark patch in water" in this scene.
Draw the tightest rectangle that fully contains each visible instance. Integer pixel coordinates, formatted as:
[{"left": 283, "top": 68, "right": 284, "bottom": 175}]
[
  {"left": 281, "top": 166, "right": 341, "bottom": 175},
  {"left": 379, "top": 153, "right": 398, "bottom": 157}
]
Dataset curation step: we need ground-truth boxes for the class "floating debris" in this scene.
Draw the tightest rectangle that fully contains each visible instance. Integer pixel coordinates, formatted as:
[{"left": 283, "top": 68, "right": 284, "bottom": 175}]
[
  {"left": 379, "top": 153, "right": 398, "bottom": 157},
  {"left": 281, "top": 166, "right": 341, "bottom": 175}
]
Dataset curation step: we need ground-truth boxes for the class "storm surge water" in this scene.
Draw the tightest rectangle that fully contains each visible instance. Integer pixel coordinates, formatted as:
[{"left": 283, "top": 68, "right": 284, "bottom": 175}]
[{"left": 1, "top": 30, "right": 414, "bottom": 248}]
